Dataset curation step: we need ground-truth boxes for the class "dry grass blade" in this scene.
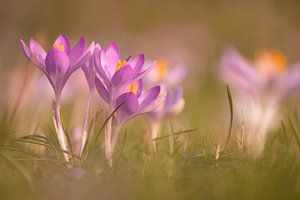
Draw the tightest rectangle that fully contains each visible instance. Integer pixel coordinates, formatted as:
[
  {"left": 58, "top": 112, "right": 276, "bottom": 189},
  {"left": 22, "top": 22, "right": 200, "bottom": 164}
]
[{"left": 224, "top": 84, "right": 233, "bottom": 151}]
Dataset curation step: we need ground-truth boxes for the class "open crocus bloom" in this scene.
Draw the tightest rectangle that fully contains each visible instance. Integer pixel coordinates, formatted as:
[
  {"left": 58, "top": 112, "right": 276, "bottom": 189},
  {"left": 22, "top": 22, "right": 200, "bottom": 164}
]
[
  {"left": 113, "top": 80, "right": 161, "bottom": 124},
  {"left": 94, "top": 42, "right": 153, "bottom": 102},
  {"left": 221, "top": 48, "right": 300, "bottom": 156},
  {"left": 20, "top": 34, "right": 95, "bottom": 98}
]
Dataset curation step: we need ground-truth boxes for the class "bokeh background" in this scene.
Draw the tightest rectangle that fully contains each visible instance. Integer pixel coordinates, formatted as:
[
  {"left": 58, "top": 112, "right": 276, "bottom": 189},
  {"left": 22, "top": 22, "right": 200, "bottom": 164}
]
[
  {"left": 2, "top": 0, "right": 300, "bottom": 199},
  {"left": 1, "top": 0, "right": 300, "bottom": 150}
]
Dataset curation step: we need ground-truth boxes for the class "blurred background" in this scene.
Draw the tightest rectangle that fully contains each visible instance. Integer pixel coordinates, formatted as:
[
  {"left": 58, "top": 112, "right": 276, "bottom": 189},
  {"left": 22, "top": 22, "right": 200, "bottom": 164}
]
[{"left": 2, "top": 0, "right": 300, "bottom": 144}]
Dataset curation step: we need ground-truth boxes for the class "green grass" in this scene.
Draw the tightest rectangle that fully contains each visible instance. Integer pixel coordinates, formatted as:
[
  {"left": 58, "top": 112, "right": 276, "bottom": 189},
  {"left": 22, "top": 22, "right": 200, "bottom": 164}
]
[{"left": 1, "top": 83, "right": 300, "bottom": 200}]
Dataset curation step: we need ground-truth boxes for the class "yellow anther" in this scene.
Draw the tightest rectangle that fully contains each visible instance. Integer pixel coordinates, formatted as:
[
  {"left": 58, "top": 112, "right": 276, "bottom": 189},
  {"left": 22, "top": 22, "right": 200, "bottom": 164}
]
[
  {"left": 116, "top": 60, "right": 127, "bottom": 71},
  {"left": 256, "top": 49, "right": 286, "bottom": 74},
  {"left": 53, "top": 43, "right": 65, "bottom": 51},
  {"left": 155, "top": 59, "right": 169, "bottom": 80},
  {"left": 127, "top": 82, "right": 139, "bottom": 95}
]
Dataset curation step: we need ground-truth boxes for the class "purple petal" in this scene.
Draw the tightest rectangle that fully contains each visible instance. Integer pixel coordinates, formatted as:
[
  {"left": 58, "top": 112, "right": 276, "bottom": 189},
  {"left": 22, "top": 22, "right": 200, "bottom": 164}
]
[
  {"left": 163, "top": 87, "right": 183, "bottom": 112},
  {"left": 69, "top": 37, "right": 86, "bottom": 66},
  {"left": 29, "top": 38, "right": 47, "bottom": 68},
  {"left": 134, "top": 61, "right": 154, "bottom": 81},
  {"left": 135, "top": 79, "right": 143, "bottom": 97},
  {"left": 67, "top": 42, "right": 95, "bottom": 77},
  {"left": 128, "top": 54, "right": 145, "bottom": 76},
  {"left": 138, "top": 86, "right": 161, "bottom": 112},
  {"left": 111, "top": 65, "right": 134, "bottom": 87},
  {"left": 106, "top": 42, "right": 120, "bottom": 70},
  {"left": 221, "top": 48, "right": 257, "bottom": 94},
  {"left": 94, "top": 53, "right": 111, "bottom": 87},
  {"left": 53, "top": 34, "right": 71, "bottom": 54},
  {"left": 277, "top": 63, "right": 300, "bottom": 100},
  {"left": 116, "top": 92, "right": 138, "bottom": 117},
  {"left": 20, "top": 39, "right": 32, "bottom": 60},
  {"left": 95, "top": 77, "right": 110, "bottom": 103},
  {"left": 82, "top": 57, "right": 95, "bottom": 89},
  {"left": 45, "top": 47, "right": 70, "bottom": 76},
  {"left": 165, "top": 64, "right": 188, "bottom": 86}
]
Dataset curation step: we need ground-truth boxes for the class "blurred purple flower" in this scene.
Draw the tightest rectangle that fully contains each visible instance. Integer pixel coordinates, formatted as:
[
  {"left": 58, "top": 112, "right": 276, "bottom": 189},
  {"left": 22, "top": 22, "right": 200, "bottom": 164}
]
[
  {"left": 20, "top": 34, "right": 95, "bottom": 99},
  {"left": 150, "top": 87, "right": 185, "bottom": 120},
  {"left": 94, "top": 42, "right": 161, "bottom": 166},
  {"left": 221, "top": 47, "right": 300, "bottom": 156},
  {"left": 221, "top": 48, "right": 300, "bottom": 102},
  {"left": 144, "top": 59, "right": 187, "bottom": 153}
]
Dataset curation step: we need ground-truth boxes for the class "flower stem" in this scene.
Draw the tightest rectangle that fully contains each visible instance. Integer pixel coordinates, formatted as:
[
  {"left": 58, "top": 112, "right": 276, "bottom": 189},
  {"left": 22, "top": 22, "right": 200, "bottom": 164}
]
[
  {"left": 150, "top": 120, "right": 161, "bottom": 153},
  {"left": 80, "top": 89, "right": 95, "bottom": 155},
  {"left": 52, "top": 96, "right": 70, "bottom": 162},
  {"left": 168, "top": 118, "right": 175, "bottom": 155},
  {"left": 105, "top": 108, "right": 113, "bottom": 167}
]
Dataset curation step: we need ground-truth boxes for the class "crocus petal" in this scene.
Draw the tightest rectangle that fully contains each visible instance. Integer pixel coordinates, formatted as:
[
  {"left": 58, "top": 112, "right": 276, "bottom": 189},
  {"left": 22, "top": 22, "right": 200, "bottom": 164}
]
[
  {"left": 100, "top": 42, "right": 120, "bottom": 76},
  {"left": 67, "top": 42, "right": 95, "bottom": 80},
  {"left": 277, "top": 63, "right": 300, "bottom": 100},
  {"left": 20, "top": 39, "right": 32, "bottom": 60},
  {"left": 134, "top": 61, "right": 154, "bottom": 81},
  {"left": 165, "top": 64, "right": 188, "bottom": 86},
  {"left": 30, "top": 38, "right": 47, "bottom": 69},
  {"left": 128, "top": 54, "right": 145, "bottom": 76},
  {"left": 95, "top": 77, "right": 110, "bottom": 103},
  {"left": 82, "top": 57, "right": 95, "bottom": 89},
  {"left": 111, "top": 65, "right": 134, "bottom": 87},
  {"left": 138, "top": 86, "right": 161, "bottom": 112},
  {"left": 106, "top": 42, "right": 120, "bottom": 71},
  {"left": 221, "top": 48, "right": 257, "bottom": 95},
  {"left": 69, "top": 37, "right": 86, "bottom": 66},
  {"left": 45, "top": 47, "right": 70, "bottom": 76},
  {"left": 116, "top": 92, "right": 138, "bottom": 117},
  {"left": 94, "top": 54, "right": 111, "bottom": 87},
  {"left": 53, "top": 34, "right": 71, "bottom": 54},
  {"left": 135, "top": 79, "right": 143, "bottom": 97},
  {"left": 163, "top": 87, "right": 184, "bottom": 115}
]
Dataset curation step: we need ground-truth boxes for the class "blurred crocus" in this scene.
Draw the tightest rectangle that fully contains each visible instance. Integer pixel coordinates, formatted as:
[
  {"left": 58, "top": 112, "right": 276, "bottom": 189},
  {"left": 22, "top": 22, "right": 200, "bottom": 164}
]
[
  {"left": 146, "top": 59, "right": 187, "bottom": 153},
  {"left": 20, "top": 34, "right": 94, "bottom": 162},
  {"left": 221, "top": 47, "right": 300, "bottom": 156},
  {"left": 94, "top": 42, "right": 161, "bottom": 167},
  {"left": 79, "top": 44, "right": 101, "bottom": 155}
]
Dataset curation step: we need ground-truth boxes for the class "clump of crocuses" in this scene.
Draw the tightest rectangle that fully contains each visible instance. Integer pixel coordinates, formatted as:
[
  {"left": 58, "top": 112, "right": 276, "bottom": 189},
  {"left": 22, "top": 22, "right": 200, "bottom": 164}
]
[
  {"left": 94, "top": 43, "right": 161, "bottom": 167},
  {"left": 20, "top": 35, "right": 167, "bottom": 167}
]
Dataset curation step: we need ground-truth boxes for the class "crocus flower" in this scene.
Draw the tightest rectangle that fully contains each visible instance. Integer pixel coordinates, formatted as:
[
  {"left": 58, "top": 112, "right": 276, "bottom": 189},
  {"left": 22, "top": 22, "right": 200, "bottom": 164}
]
[
  {"left": 221, "top": 47, "right": 300, "bottom": 156},
  {"left": 145, "top": 59, "right": 187, "bottom": 153},
  {"left": 20, "top": 34, "right": 94, "bottom": 162},
  {"left": 79, "top": 44, "right": 101, "bottom": 155},
  {"left": 94, "top": 42, "right": 161, "bottom": 167},
  {"left": 20, "top": 34, "right": 95, "bottom": 99}
]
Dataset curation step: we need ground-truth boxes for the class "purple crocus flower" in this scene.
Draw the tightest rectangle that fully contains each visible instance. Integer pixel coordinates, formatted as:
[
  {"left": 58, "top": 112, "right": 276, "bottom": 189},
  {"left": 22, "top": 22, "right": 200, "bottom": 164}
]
[
  {"left": 145, "top": 59, "right": 187, "bottom": 153},
  {"left": 94, "top": 42, "right": 161, "bottom": 167},
  {"left": 221, "top": 47, "right": 300, "bottom": 156},
  {"left": 20, "top": 34, "right": 94, "bottom": 163},
  {"left": 20, "top": 34, "right": 95, "bottom": 99},
  {"left": 79, "top": 44, "right": 101, "bottom": 155}
]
